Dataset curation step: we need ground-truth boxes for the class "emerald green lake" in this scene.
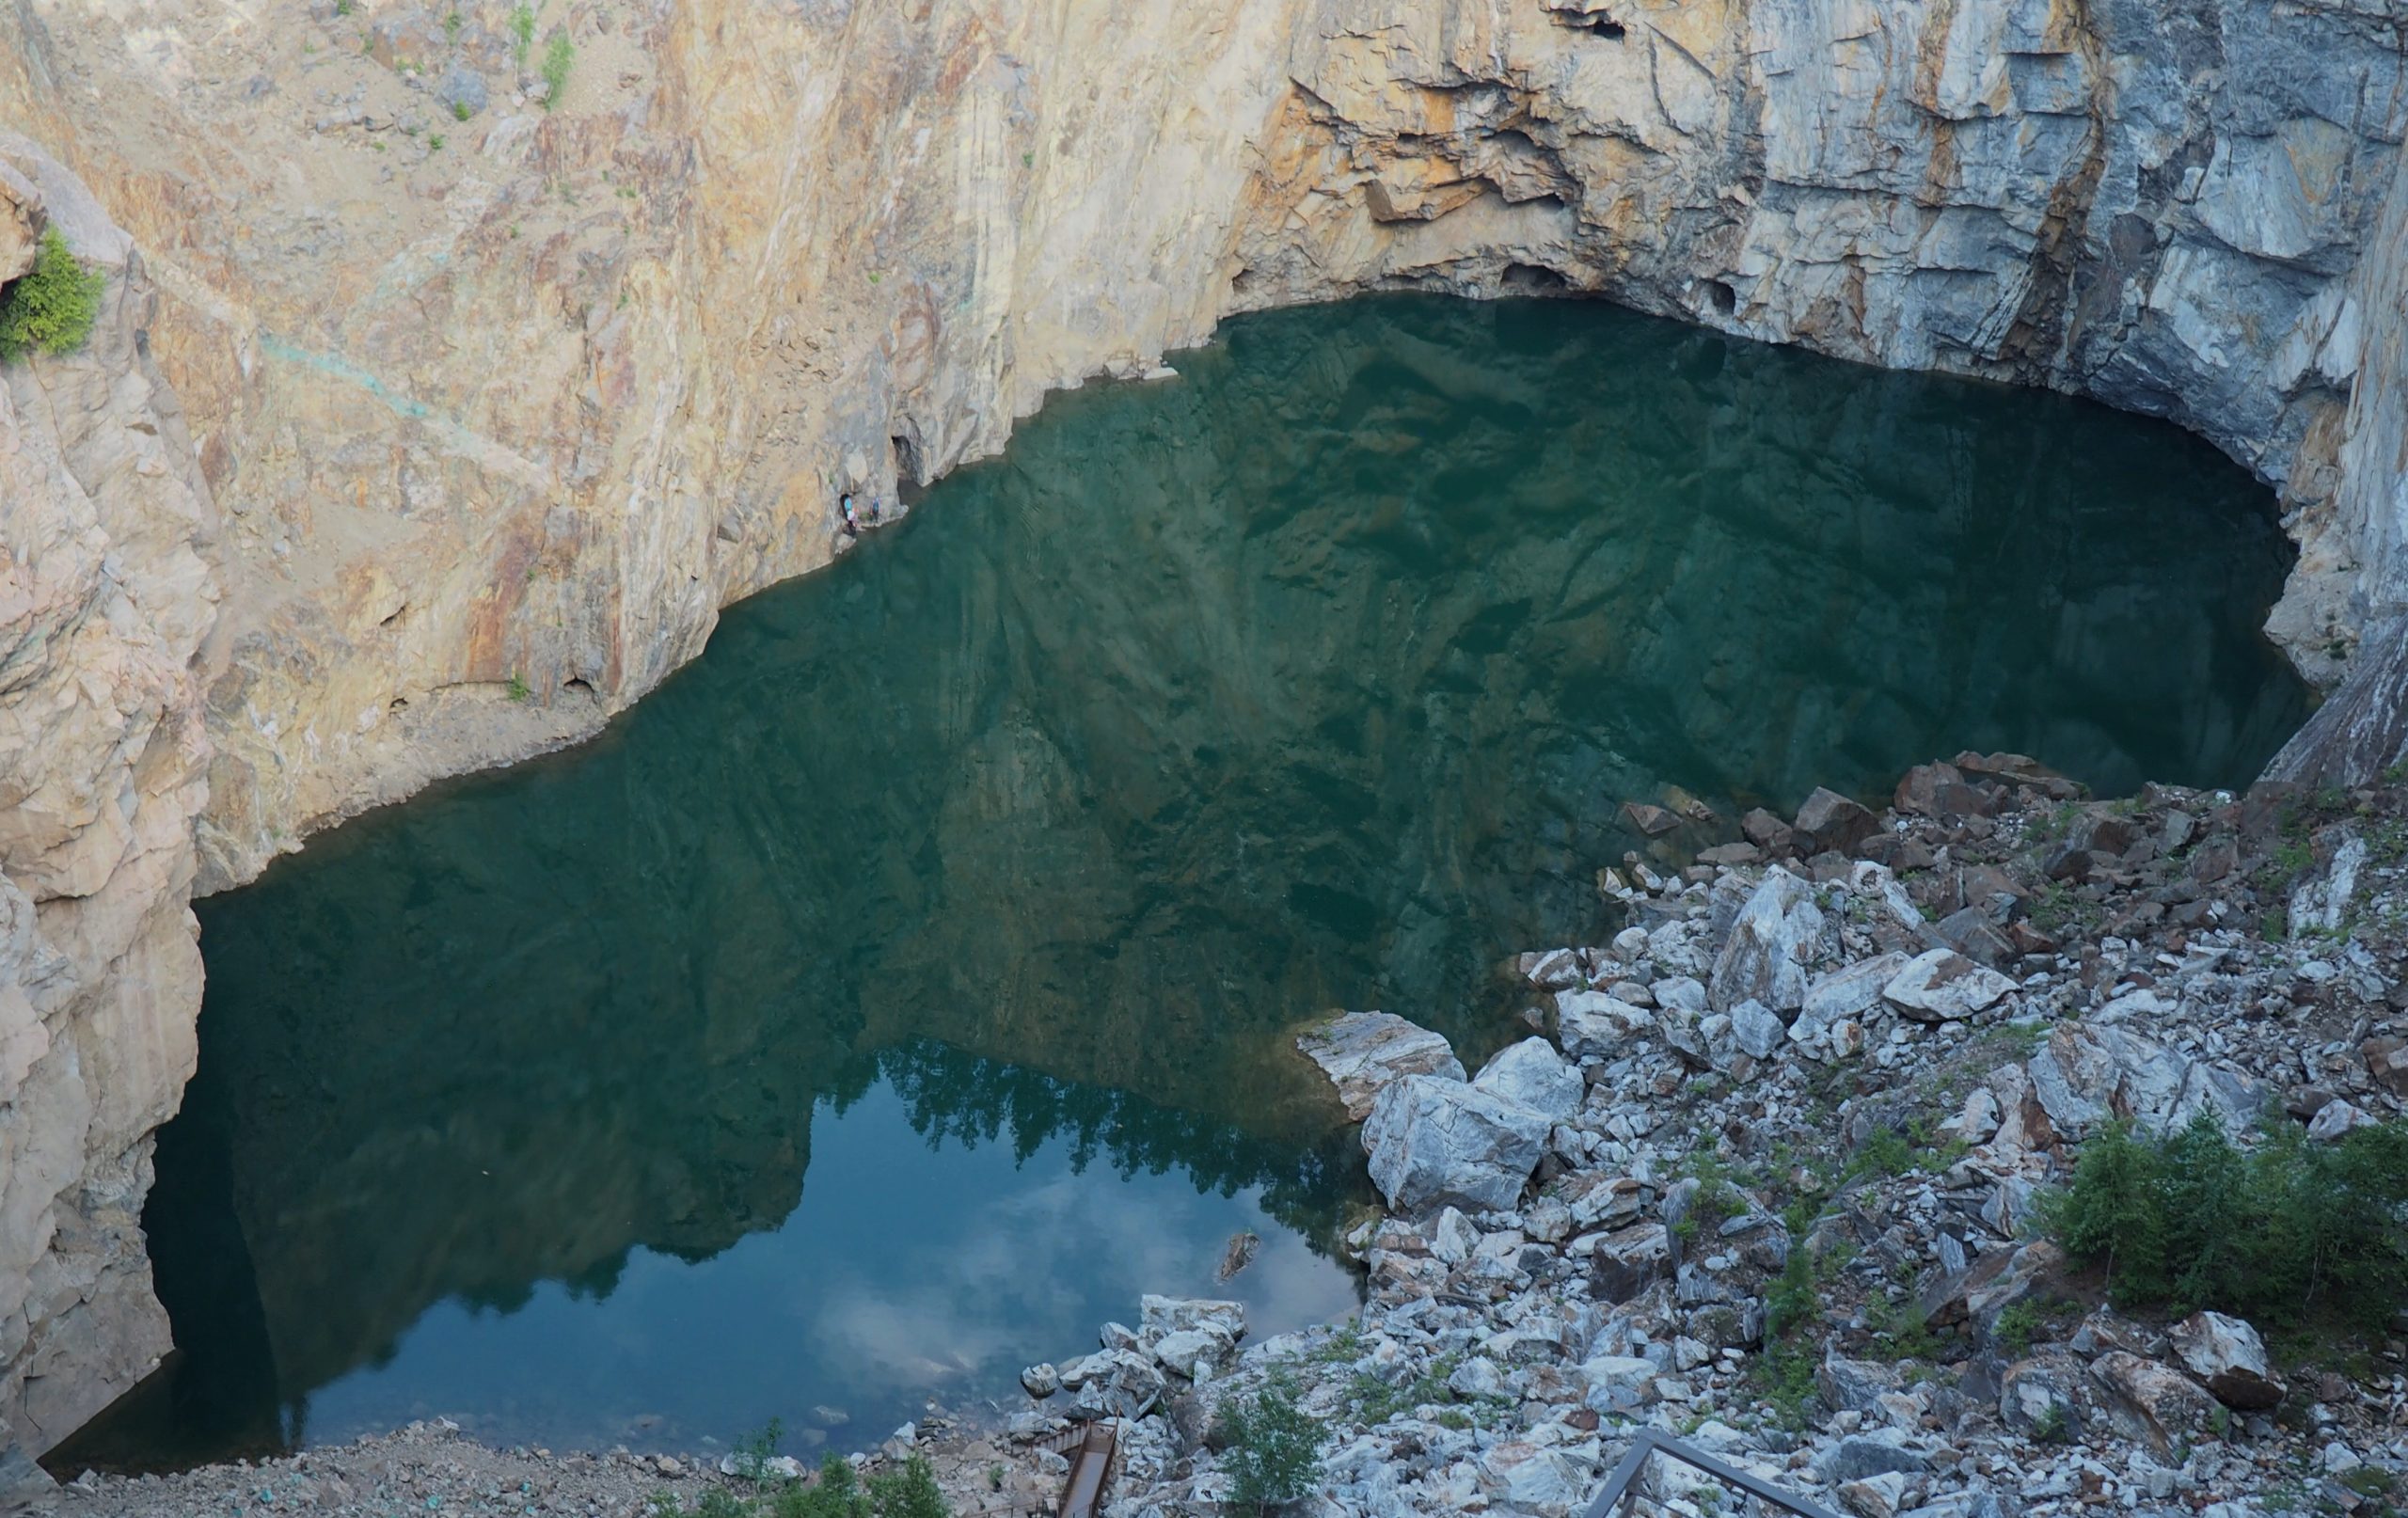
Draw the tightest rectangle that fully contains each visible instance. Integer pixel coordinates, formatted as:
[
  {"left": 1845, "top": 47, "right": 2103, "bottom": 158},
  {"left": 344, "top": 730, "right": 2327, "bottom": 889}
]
[{"left": 76, "top": 294, "right": 2307, "bottom": 1469}]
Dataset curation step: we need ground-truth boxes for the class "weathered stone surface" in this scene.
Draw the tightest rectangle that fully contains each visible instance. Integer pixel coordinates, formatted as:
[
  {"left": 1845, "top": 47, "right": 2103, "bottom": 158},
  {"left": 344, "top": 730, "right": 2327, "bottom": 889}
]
[
  {"left": 1585, "top": 1223, "right": 1670, "bottom": 1305},
  {"left": 2291, "top": 830, "right": 2369, "bottom": 937},
  {"left": 1812, "top": 1435, "right": 1929, "bottom": 1485},
  {"left": 1881, "top": 949, "right": 2016, "bottom": 1022},
  {"left": 2168, "top": 1311, "right": 2286, "bottom": 1411},
  {"left": 1919, "top": 1240, "right": 2062, "bottom": 1333},
  {"left": 1795, "top": 952, "right": 1909, "bottom": 1041},
  {"left": 1708, "top": 870, "right": 1824, "bottom": 1013},
  {"left": 0, "top": 154, "right": 37, "bottom": 284},
  {"left": 433, "top": 61, "right": 488, "bottom": 118},
  {"left": 2030, "top": 1022, "right": 2274, "bottom": 1141},
  {"left": 2365, "top": 1036, "right": 2408, "bottom": 1099},
  {"left": 1300, "top": 1012, "right": 1465, "bottom": 1120},
  {"left": 0, "top": 134, "right": 210, "bottom": 1451},
  {"left": 1794, "top": 787, "right": 1879, "bottom": 855},
  {"left": 1362, "top": 1075, "right": 1548, "bottom": 1213},
  {"left": 2308, "top": 1099, "right": 2377, "bottom": 1142},
  {"left": 1727, "top": 1001, "right": 1787, "bottom": 1062},
  {"left": 1138, "top": 1294, "right": 1244, "bottom": 1347},
  {"left": 1471, "top": 1036, "right": 1584, "bottom": 1121},
  {"left": 1555, "top": 989, "right": 1654, "bottom": 1059},
  {"left": 2089, "top": 1351, "right": 2225, "bottom": 1457},
  {"left": 1999, "top": 1354, "right": 2083, "bottom": 1441},
  {"left": 1837, "top": 1472, "right": 1909, "bottom": 1518}
]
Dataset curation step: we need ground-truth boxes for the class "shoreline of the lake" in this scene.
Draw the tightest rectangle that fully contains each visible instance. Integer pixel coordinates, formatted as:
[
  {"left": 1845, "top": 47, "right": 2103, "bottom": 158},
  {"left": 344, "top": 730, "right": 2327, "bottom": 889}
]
[{"left": 30, "top": 755, "right": 2408, "bottom": 1518}]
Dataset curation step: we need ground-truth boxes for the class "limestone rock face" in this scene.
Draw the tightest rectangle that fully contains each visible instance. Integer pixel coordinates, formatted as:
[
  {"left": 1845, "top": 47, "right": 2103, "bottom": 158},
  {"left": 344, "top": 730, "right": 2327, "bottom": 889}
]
[
  {"left": 0, "top": 0, "right": 2404, "bottom": 1456},
  {"left": 0, "top": 135, "right": 217, "bottom": 1453}
]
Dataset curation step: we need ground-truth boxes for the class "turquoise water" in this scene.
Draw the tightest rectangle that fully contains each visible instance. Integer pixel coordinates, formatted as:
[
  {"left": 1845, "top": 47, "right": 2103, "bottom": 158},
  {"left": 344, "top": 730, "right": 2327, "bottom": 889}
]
[{"left": 75, "top": 294, "right": 2306, "bottom": 1469}]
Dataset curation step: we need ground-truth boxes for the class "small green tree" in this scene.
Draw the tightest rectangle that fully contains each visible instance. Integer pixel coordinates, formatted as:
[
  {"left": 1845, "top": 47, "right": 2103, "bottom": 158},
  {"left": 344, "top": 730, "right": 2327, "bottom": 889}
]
[
  {"left": 1219, "top": 1373, "right": 1324, "bottom": 1513},
  {"left": 540, "top": 31, "right": 575, "bottom": 108},
  {"left": 775, "top": 1457, "right": 866, "bottom": 1518},
  {"left": 866, "top": 1456, "right": 948, "bottom": 1518},
  {"left": 2050, "top": 1114, "right": 2408, "bottom": 1329},
  {"left": 771, "top": 1455, "right": 949, "bottom": 1518},
  {"left": 0, "top": 229, "right": 104, "bottom": 360}
]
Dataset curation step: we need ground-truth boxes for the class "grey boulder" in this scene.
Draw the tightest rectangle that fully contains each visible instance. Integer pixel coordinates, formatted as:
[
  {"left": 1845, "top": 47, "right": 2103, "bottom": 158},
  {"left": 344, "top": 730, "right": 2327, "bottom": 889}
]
[
  {"left": 2168, "top": 1310, "right": 2286, "bottom": 1410},
  {"left": 1362, "top": 1074, "right": 1550, "bottom": 1212},
  {"left": 435, "top": 61, "right": 488, "bottom": 116},
  {"left": 1708, "top": 869, "right": 1825, "bottom": 1012},
  {"left": 1299, "top": 1011, "right": 1465, "bottom": 1120},
  {"left": 1555, "top": 988, "right": 1654, "bottom": 1058},
  {"left": 1881, "top": 948, "right": 2016, "bottom": 1021},
  {"left": 1471, "top": 1036, "right": 1585, "bottom": 1120}
]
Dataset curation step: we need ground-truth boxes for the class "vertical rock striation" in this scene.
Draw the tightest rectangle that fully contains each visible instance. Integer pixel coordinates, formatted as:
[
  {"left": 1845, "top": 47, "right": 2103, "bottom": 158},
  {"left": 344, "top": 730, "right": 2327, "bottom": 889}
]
[{"left": 0, "top": 135, "right": 217, "bottom": 1457}]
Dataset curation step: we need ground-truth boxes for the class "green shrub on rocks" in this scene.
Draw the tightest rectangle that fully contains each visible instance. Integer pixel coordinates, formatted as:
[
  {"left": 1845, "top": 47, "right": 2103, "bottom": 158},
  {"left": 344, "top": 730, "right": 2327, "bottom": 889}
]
[
  {"left": 761, "top": 1454, "right": 948, "bottom": 1518},
  {"left": 1218, "top": 1372, "right": 1325, "bottom": 1512},
  {"left": 642, "top": 1451, "right": 950, "bottom": 1518},
  {"left": 540, "top": 31, "right": 575, "bottom": 108},
  {"left": 2051, "top": 1113, "right": 2408, "bottom": 1330},
  {"left": 0, "top": 229, "right": 104, "bottom": 360}
]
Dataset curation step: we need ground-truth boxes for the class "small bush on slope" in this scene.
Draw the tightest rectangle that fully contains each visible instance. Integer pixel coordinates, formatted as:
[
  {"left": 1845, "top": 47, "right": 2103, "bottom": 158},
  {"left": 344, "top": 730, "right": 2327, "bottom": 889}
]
[{"left": 0, "top": 229, "right": 104, "bottom": 359}]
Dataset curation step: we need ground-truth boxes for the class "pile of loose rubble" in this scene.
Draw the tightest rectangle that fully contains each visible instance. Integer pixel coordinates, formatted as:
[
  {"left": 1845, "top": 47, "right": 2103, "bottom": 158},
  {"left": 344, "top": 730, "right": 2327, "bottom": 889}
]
[{"left": 990, "top": 756, "right": 2408, "bottom": 1518}]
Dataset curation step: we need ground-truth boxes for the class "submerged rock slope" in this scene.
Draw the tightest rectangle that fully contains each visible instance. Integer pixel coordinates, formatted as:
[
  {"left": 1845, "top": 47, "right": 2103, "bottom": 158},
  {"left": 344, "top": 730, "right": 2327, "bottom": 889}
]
[{"left": 0, "top": 0, "right": 2404, "bottom": 1466}]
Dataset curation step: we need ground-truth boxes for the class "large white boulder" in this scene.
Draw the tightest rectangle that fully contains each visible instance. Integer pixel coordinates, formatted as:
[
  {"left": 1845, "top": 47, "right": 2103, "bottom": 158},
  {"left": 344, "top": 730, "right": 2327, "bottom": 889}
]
[
  {"left": 1137, "top": 1294, "right": 1244, "bottom": 1346},
  {"left": 1708, "top": 870, "right": 1824, "bottom": 1012},
  {"left": 1799, "top": 951, "right": 1911, "bottom": 1028},
  {"left": 2169, "top": 1311, "right": 2287, "bottom": 1410},
  {"left": 1298, "top": 1011, "right": 1465, "bottom": 1120},
  {"left": 1555, "top": 988, "right": 1654, "bottom": 1058},
  {"left": 1362, "top": 1074, "right": 1550, "bottom": 1212},
  {"left": 1881, "top": 948, "right": 2016, "bottom": 1021},
  {"left": 1471, "top": 1036, "right": 1585, "bottom": 1120}
]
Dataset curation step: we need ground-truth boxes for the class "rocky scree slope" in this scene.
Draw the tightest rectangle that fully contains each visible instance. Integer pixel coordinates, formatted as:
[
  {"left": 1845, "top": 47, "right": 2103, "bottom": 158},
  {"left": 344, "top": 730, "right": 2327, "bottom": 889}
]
[
  {"left": 4, "top": 0, "right": 2408, "bottom": 1471},
  {"left": 990, "top": 759, "right": 2408, "bottom": 1518}
]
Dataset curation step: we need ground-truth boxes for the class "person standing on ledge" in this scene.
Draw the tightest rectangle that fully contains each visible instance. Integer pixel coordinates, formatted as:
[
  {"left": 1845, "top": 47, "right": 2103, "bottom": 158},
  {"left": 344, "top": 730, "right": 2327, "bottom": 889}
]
[{"left": 839, "top": 490, "right": 861, "bottom": 537}]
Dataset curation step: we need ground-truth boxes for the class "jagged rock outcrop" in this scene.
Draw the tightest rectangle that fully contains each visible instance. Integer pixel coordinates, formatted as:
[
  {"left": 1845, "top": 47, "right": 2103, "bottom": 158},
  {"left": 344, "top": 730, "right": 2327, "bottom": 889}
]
[
  {"left": 0, "top": 0, "right": 2404, "bottom": 1461},
  {"left": 0, "top": 135, "right": 217, "bottom": 1459}
]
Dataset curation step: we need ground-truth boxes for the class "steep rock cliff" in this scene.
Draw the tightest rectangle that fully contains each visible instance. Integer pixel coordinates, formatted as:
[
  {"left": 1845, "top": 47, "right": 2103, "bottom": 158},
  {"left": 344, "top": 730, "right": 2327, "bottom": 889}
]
[
  {"left": 0, "top": 0, "right": 2402, "bottom": 1459},
  {"left": 0, "top": 135, "right": 217, "bottom": 1456}
]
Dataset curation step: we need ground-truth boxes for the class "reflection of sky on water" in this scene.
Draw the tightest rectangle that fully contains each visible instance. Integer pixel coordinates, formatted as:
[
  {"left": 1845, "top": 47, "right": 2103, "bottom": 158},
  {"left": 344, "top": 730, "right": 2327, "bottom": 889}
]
[{"left": 297, "top": 1080, "right": 1358, "bottom": 1451}]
